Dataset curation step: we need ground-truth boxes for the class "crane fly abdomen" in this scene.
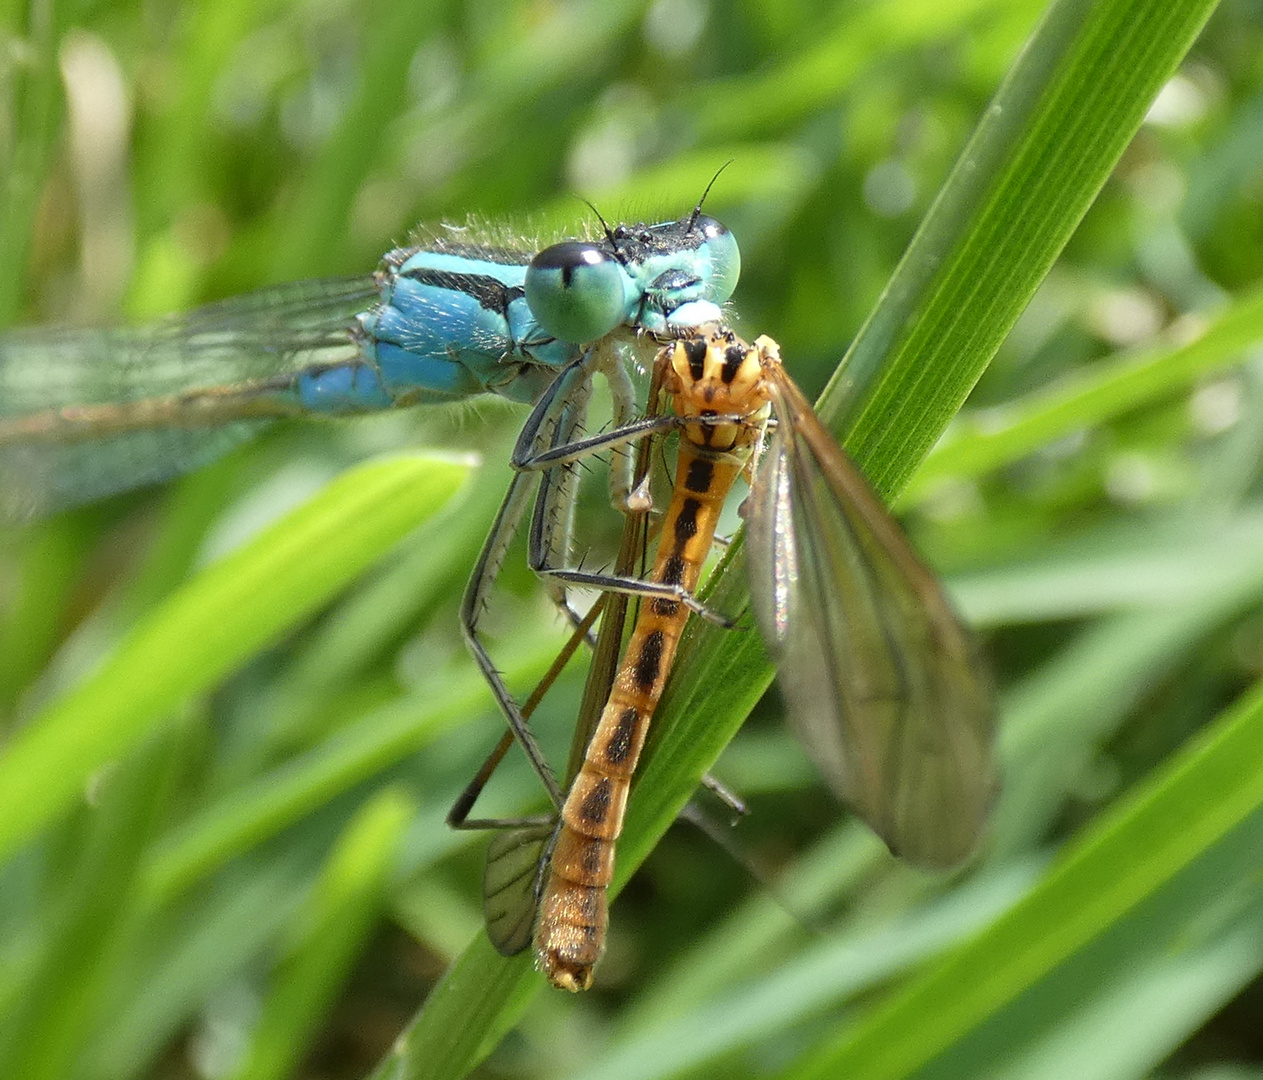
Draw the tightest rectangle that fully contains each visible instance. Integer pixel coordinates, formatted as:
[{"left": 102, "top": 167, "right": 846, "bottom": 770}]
[{"left": 534, "top": 326, "right": 772, "bottom": 991}]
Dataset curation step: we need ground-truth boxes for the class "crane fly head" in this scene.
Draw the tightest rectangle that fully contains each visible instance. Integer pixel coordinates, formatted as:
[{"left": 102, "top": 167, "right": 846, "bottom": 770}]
[{"left": 661, "top": 324, "right": 775, "bottom": 454}]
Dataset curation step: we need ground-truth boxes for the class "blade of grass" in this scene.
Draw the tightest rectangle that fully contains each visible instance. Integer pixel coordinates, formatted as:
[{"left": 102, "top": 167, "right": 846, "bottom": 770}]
[
  {"left": 0, "top": 0, "right": 68, "bottom": 325},
  {"left": 94, "top": 852, "right": 314, "bottom": 1080},
  {"left": 226, "top": 786, "right": 415, "bottom": 1080},
  {"left": 783, "top": 676, "right": 1263, "bottom": 1080},
  {"left": 0, "top": 726, "right": 184, "bottom": 1080},
  {"left": 945, "top": 897, "right": 1263, "bottom": 1080},
  {"left": 140, "top": 650, "right": 562, "bottom": 905},
  {"left": 561, "top": 862, "right": 1040, "bottom": 1080},
  {"left": 0, "top": 452, "right": 473, "bottom": 864},
  {"left": 903, "top": 278, "right": 1263, "bottom": 503}
]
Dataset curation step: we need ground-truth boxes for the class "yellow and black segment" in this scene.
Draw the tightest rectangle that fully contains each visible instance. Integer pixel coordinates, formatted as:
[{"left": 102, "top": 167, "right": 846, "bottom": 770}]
[{"left": 535, "top": 325, "right": 777, "bottom": 992}]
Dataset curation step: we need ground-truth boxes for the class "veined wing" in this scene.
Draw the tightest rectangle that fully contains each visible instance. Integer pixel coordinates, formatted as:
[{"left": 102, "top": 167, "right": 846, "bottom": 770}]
[
  {"left": 745, "top": 369, "right": 994, "bottom": 868},
  {"left": 0, "top": 277, "right": 376, "bottom": 518},
  {"left": 0, "top": 276, "right": 376, "bottom": 415}
]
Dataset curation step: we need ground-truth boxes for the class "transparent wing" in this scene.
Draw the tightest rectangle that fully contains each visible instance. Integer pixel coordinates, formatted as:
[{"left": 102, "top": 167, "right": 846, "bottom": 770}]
[
  {"left": 484, "top": 823, "right": 556, "bottom": 956},
  {"left": 745, "top": 370, "right": 995, "bottom": 868},
  {"left": 0, "top": 277, "right": 376, "bottom": 518},
  {"left": 0, "top": 276, "right": 376, "bottom": 413},
  {"left": 0, "top": 424, "right": 271, "bottom": 521}
]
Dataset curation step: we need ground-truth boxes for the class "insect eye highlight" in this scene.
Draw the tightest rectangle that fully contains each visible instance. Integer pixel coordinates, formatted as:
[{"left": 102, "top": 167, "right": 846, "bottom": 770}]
[
  {"left": 526, "top": 242, "right": 629, "bottom": 343},
  {"left": 691, "top": 215, "right": 740, "bottom": 305}
]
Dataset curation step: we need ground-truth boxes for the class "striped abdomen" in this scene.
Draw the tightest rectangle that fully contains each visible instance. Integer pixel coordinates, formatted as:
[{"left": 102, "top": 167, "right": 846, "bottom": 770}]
[{"left": 534, "top": 327, "right": 771, "bottom": 991}]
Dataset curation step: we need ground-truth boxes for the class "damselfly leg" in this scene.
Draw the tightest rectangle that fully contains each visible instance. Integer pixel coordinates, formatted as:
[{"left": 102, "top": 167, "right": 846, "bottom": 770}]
[
  {"left": 456, "top": 334, "right": 657, "bottom": 810},
  {"left": 452, "top": 359, "right": 670, "bottom": 954}
]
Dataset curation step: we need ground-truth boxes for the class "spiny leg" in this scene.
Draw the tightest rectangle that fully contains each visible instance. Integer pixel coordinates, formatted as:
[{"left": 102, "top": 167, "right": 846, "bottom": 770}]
[
  {"left": 459, "top": 352, "right": 603, "bottom": 811},
  {"left": 456, "top": 340, "right": 668, "bottom": 813}
]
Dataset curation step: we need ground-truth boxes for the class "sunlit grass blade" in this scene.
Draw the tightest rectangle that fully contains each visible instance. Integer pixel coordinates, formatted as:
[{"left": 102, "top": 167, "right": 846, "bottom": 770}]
[
  {"left": 0, "top": 729, "right": 183, "bottom": 1080},
  {"left": 140, "top": 650, "right": 562, "bottom": 904},
  {"left": 560, "top": 861, "right": 1040, "bottom": 1080},
  {"left": 904, "top": 278, "right": 1263, "bottom": 503},
  {"left": 783, "top": 677, "right": 1263, "bottom": 1080},
  {"left": 225, "top": 786, "right": 415, "bottom": 1080},
  {"left": 0, "top": 452, "right": 473, "bottom": 863}
]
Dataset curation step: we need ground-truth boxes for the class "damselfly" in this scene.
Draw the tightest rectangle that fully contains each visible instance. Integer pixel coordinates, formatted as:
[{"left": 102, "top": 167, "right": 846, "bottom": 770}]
[
  {"left": 475, "top": 325, "right": 994, "bottom": 991},
  {"left": 0, "top": 203, "right": 739, "bottom": 793},
  {"left": 0, "top": 208, "right": 737, "bottom": 518}
]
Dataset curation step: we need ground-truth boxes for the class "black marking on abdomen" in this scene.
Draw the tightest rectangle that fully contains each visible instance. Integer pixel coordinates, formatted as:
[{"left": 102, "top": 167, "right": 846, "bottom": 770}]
[
  {"left": 684, "top": 458, "right": 714, "bottom": 493},
  {"left": 660, "top": 553, "right": 686, "bottom": 587},
  {"left": 673, "top": 498, "right": 700, "bottom": 546},
  {"left": 582, "top": 841, "right": 605, "bottom": 877},
  {"left": 604, "top": 707, "right": 640, "bottom": 766},
  {"left": 579, "top": 778, "right": 612, "bottom": 825},
  {"left": 634, "top": 630, "right": 665, "bottom": 689}
]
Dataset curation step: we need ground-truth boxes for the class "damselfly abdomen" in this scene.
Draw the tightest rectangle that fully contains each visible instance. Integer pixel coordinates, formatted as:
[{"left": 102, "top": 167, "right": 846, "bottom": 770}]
[{"left": 0, "top": 209, "right": 738, "bottom": 519}]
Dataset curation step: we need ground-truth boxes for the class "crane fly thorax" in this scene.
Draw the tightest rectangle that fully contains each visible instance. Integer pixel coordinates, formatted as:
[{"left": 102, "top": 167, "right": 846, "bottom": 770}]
[{"left": 663, "top": 325, "right": 771, "bottom": 455}]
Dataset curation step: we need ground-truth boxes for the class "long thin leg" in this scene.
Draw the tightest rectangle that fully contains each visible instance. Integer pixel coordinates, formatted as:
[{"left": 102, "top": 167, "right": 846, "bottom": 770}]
[
  {"left": 480, "top": 382, "right": 662, "bottom": 959},
  {"left": 448, "top": 595, "right": 607, "bottom": 831},
  {"left": 460, "top": 342, "right": 749, "bottom": 816},
  {"left": 459, "top": 353, "right": 601, "bottom": 810},
  {"left": 519, "top": 407, "right": 756, "bottom": 626},
  {"left": 527, "top": 338, "right": 645, "bottom": 633}
]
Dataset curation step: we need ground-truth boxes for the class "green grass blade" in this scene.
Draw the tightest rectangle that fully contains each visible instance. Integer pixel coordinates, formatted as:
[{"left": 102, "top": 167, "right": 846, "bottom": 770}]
[
  {"left": 905, "top": 278, "right": 1263, "bottom": 502},
  {"left": 825, "top": 0, "right": 1220, "bottom": 495},
  {"left": 226, "top": 786, "right": 415, "bottom": 1080},
  {"left": 783, "top": 678, "right": 1263, "bottom": 1080},
  {"left": 140, "top": 650, "right": 558, "bottom": 904},
  {"left": 0, "top": 452, "right": 472, "bottom": 864},
  {"left": 0, "top": 0, "right": 67, "bottom": 324},
  {"left": 0, "top": 729, "right": 183, "bottom": 1080}
]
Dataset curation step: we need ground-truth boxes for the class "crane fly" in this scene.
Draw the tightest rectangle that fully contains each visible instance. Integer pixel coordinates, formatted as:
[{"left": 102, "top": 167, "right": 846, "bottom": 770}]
[{"left": 473, "top": 324, "right": 994, "bottom": 991}]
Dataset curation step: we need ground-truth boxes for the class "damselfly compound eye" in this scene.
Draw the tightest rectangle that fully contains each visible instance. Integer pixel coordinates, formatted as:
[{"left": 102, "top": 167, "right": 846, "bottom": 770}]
[
  {"left": 691, "top": 214, "right": 741, "bottom": 305},
  {"left": 525, "top": 242, "right": 628, "bottom": 343}
]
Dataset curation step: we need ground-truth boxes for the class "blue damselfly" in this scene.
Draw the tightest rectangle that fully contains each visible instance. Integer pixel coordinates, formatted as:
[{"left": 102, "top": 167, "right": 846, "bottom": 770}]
[{"left": 0, "top": 203, "right": 740, "bottom": 798}]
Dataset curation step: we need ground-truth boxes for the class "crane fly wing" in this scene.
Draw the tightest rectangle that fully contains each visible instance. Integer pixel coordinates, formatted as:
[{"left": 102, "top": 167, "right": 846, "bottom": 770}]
[
  {"left": 745, "top": 369, "right": 994, "bottom": 868},
  {"left": 483, "top": 823, "right": 557, "bottom": 956}
]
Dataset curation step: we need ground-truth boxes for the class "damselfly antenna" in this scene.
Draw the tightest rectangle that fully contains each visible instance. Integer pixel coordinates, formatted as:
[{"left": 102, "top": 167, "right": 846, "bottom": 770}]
[
  {"left": 579, "top": 196, "right": 619, "bottom": 252},
  {"left": 688, "top": 160, "right": 735, "bottom": 231}
]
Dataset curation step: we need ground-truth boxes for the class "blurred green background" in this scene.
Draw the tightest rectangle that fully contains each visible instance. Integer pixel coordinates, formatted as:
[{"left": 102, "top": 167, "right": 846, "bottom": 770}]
[{"left": 4, "top": 0, "right": 1263, "bottom": 1078}]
